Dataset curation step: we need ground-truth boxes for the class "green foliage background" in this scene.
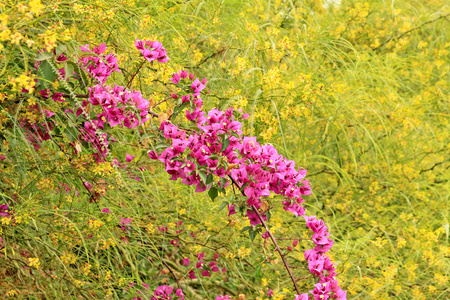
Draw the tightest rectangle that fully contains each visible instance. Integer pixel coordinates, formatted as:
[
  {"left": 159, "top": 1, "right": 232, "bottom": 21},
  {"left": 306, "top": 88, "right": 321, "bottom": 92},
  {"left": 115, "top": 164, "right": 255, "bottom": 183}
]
[{"left": 0, "top": 0, "right": 448, "bottom": 299}]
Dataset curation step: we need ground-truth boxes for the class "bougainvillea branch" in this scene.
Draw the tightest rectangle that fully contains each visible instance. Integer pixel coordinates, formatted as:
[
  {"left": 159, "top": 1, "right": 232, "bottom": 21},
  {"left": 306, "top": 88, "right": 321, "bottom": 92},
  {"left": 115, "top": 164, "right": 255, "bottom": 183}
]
[
  {"left": 16, "top": 39, "right": 346, "bottom": 299},
  {"left": 228, "top": 174, "right": 301, "bottom": 294},
  {"left": 252, "top": 204, "right": 301, "bottom": 295},
  {"left": 126, "top": 59, "right": 146, "bottom": 88}
]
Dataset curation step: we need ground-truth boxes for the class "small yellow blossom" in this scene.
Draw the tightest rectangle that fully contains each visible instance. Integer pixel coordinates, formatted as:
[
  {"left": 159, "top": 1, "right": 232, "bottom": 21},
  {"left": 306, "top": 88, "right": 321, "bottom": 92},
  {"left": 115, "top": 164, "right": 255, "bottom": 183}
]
[
  {"left": 7, "top": 290, "right": 18, "bottom": 296},
  {"left": 61, "top": 252, "right": 77, "bottom": 265},
  {"left": 28, "top": 257, "right": 40, "bottom": 269},
  {"left": 29, "top": 0, "right": 45, "bottom": 16}
]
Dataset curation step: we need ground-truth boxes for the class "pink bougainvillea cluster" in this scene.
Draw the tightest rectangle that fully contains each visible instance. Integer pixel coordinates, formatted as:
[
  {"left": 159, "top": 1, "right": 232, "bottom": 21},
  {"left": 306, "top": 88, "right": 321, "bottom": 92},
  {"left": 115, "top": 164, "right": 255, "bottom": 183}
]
[
  {"left": 16, "top": 39, "right": 346, "bottom": 299},
  {"left": 143, "top": 44, "right": 346, "bottom": 299},
  {"left": 77, "top": 41, "right": 156, "bottom": 162}
]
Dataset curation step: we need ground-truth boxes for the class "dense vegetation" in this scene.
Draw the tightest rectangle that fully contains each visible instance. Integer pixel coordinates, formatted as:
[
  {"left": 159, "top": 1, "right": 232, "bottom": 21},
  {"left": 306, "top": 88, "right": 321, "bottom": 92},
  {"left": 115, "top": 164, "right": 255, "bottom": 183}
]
[{"left": 0, "top": 0, "right": 448, "bottom": 299}]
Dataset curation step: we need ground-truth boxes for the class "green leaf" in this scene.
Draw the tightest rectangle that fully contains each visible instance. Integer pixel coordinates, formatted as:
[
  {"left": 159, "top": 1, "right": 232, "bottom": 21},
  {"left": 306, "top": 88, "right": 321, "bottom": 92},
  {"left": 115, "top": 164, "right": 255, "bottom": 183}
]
[
  {"left": 198, "top": 171, "right": 207, "bottom": 184},
  {"left": 52, "top": 125, "right": 61, "bottom": 136},
  {"left": 220, "top": 136, "right": 230, "bottom": 152},
  {"left": 219, "top": 177, "right": 228, "bottom": 193},
  {"left": 141, "top": 133, "right": 158, "bottom": 139},
  {"left": 35, "top": 52, "right": 53, "bottom": 61},
  {"left": 240, "top": 226, "right": 252, "bottom": 233},
  {"left": 218, "top": 201, "right": 228, "bottom": 212},
  {"left": 208, "top": 186, "right": 218, "bottom": 201},
  {"left": 206, "top": 174, "right": 213, "bottom": 185},
  {"left": 67, "top": 61, "right": 89, "bottom": 87},
  {"left": 64, "top": 63, "right": 74, "bottom": 80},
  {"left": 37, "top": 60, "right": 58, "bottom": 88},
  {"left": 56, "top": 44, "right": 67, "bottom": 57},
  {"left": 64, "top": 127, "right": 78, "bottom": 142},
  {"left": 153, "top": 142, "right": 169, "bottom": 151},
  {"left": 249, "top": 230, "right": 258, "bottom": 242},
  {"left": 171, "top": 102, "right": 188, "bottom": 121},
  {"left": 239, "top": 182, "right": 249, "bottom": 192},
  {"left": 266, "top": 211, "right": 271, "bottom": 222},
  {"left": 254, "top": 264, "right": 262, "bottom": 279}
]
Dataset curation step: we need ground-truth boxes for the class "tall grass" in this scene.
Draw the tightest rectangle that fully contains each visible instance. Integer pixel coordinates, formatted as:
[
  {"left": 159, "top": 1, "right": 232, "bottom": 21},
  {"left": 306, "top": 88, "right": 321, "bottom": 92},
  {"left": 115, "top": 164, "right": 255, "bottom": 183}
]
[{"left": 0, "top": 0, "right": 448, "bottom": 298}]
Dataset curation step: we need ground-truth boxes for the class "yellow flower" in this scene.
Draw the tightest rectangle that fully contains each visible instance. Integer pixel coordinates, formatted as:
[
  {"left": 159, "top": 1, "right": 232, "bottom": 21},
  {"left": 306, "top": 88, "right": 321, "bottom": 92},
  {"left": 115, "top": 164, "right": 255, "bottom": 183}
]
[
  {"left": 73, "top": 280, "right": 85, "bottom": 287},
  {"left": 1, "top": 216, "right": 10, "bottom": 225},
  {"left": 83, "top": 263, "right": 91, "bottom": 275},
  {"left": 40, "top": 30, "right": 57, "bottom": 51},
  {"left": 29, "top": 0, "right": 45, "bottom": 16},
  {"left": 7, "top": 290, "right": 18, "bottom": 296},
  {"left": 88, "top": 219, "right": 103, "bottom": 228},
  {"left": 261, "top": 278, "right": 268, "bottom": 287},
  {"left": 0, "top": 14, "right": 8, "bottom": 26},
  {"left": 10, "top": 32, "right": 24, "bottom": 45},
  {"left": 28, "top": 257, "right": 40, "bottom": 269},
  {"left": 61, "top": 252, "right": 77, "bottom": 264},
  {"left": 104, "top": 270, "right": 112, "bottom": 281}
]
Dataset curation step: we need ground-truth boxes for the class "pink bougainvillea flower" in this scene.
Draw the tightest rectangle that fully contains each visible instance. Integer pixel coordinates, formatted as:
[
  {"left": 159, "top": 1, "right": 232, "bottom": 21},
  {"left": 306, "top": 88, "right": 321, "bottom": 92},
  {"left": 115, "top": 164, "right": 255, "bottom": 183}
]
[
  {"left": 210, "top": 261, "right": 220, "bottom": 272},
  {"left": 176, "top": 288, "right": 185, "bottom": 298},
  {"left": 182, "top": 257, "right": 190, "bottom": 266},
  {"left": 197, "top": 252, "right": 204, "bottom": 261},
  {"left": 227, "top": 204, "right": 237, "bottom": 216},
  {"left": 148, "top": 150, "right": 158, "bottom": 160},
  {"left": 171, "top": 72, "right": 180, "bottom": 84},
  {"left": 180, "top": 70, "right": 188, "bottom": 78},
  {"left": 201, "top": 270, "right": 210, "bottom": 277},
  {"left": 119, "top": 218, "right": 131, "bottom": 225},
  {"left": 188, "top": 270, "right": 196, "bottom": 279},
  {"left": 125, "top": 153, "right": 135, "bottom": 162},
  {"left": 101, "top": 208, "right": 111, "bottom": 213},
  {"left": 294, "top": 294, "right": 309, "bottom": 300},
  {"left": 246, "top": 209, "right": 266, "bottom": 226},
  {"left": 80, "top": 44, "right": 91, "bottom": 52},
  {"left": 119, "top": 218, "right": 132, "bottom": 233},
  {"left": 92, "top": 43, "right": 107, "bottom": 54},
  {"left": 191, "top": 78, "right": 205, "bottom": 93},
  {"left": 158, "top": 226, "right": 168, "bottom": 232},
  {"left": 0, "top": 204, "right": 10, "bottom": 218}
]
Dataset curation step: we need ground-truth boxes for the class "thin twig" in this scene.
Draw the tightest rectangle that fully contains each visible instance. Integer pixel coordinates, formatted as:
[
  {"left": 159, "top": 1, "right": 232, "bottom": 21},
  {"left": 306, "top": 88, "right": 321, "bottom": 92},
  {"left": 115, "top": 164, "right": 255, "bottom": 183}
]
[
  {"left": 373, "top": 13, "right": 449, "bottom": 50},
  {"left": 193, "top": 47, "right": 228, "bottom": 68},
  {"left": 161, "top": 258, "right": 180, "bottom": 289},
  {"left": 126, "top": 59, "right": 146, "bottom": 88},
  {"left": 151, "top": 96, "right": 171, "bottom": 109},
  {"left": 227, "top": 175, "right": 301, "bottom": 295},
  {"left": 251, "top": 205, "right": 301, "bottom": 295},
  {"left": 61, "top": 93, "right": 89, "bottom": 99}
]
